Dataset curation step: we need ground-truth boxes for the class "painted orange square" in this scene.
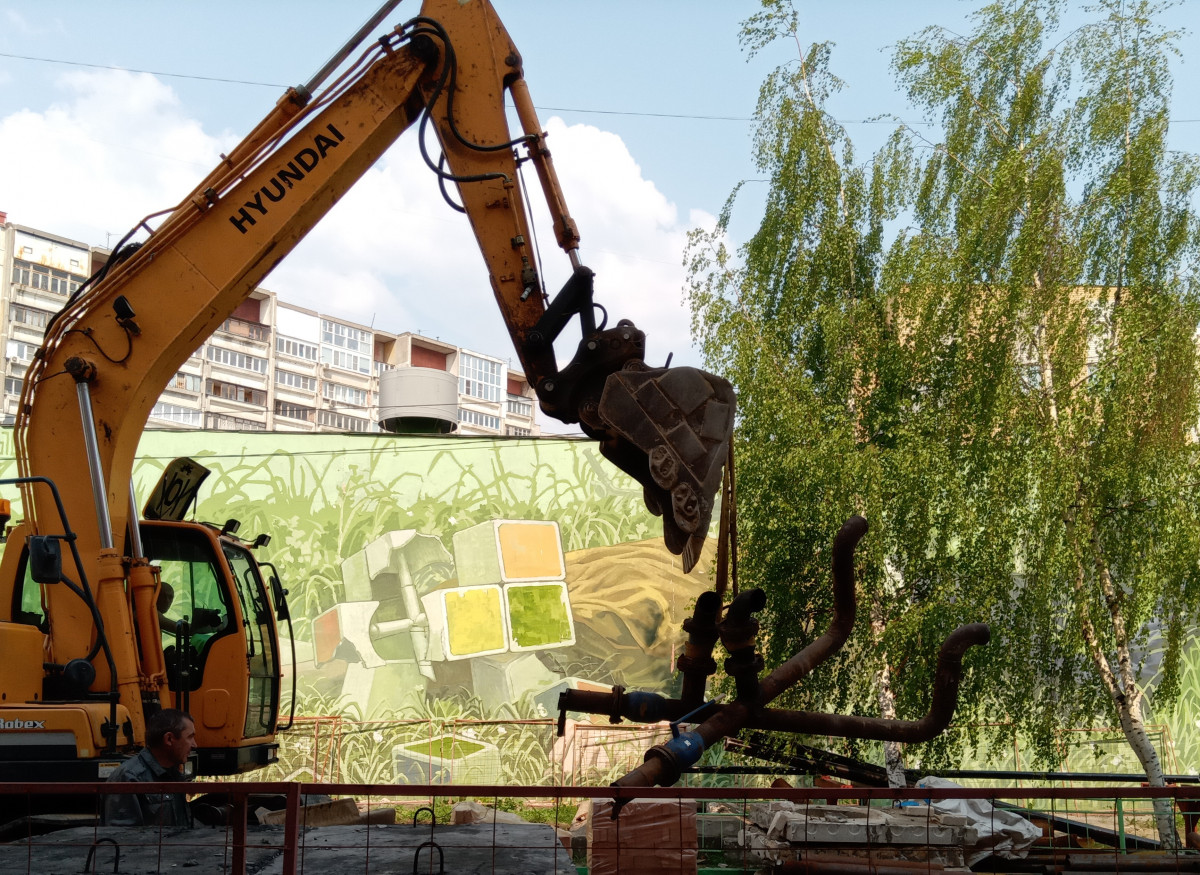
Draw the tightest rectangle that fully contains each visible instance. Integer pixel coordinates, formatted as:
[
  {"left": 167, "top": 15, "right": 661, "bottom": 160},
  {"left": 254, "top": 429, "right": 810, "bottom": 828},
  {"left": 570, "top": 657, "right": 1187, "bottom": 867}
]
[{"left": 497, "top": 522, "right": 562, "bottom": 579}]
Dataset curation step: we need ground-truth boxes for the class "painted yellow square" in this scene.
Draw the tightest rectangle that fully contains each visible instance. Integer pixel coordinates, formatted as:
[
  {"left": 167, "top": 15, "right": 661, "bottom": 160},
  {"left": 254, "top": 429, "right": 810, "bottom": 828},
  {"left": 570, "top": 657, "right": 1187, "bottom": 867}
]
[{"left": 444, "top": 587, "right": 505, "bottom": 656}]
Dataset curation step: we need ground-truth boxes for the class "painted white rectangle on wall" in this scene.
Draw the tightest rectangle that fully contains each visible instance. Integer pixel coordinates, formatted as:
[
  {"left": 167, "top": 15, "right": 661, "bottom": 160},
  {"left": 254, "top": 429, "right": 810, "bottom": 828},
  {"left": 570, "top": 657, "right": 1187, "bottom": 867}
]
[
  {"left": 276, "top": 305, "right": 320, "bottom": 341},
  {"left": 14, "top": 230, "right": 88, "bottom": 274}
]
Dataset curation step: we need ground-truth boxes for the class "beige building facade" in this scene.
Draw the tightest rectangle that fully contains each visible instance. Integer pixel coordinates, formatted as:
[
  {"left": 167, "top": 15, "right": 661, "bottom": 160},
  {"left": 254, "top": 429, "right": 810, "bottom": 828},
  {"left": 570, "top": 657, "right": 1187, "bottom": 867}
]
[{"left": 0, "top": 213, "right": 540, "bottom": 437}]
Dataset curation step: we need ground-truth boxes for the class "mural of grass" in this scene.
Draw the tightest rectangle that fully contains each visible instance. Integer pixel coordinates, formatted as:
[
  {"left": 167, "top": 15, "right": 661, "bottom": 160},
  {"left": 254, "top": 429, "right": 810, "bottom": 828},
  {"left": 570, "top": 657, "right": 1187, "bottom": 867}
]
[{"left": 142, "top": 434, "right": 661, "bottom": 645}]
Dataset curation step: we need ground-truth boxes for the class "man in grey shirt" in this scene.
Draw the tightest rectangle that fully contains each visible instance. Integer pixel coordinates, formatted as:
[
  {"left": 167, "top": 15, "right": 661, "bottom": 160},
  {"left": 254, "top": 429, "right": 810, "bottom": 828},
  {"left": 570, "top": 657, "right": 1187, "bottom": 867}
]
[{"left": 103, "top": 708, "right": 196, "bottom": 827}]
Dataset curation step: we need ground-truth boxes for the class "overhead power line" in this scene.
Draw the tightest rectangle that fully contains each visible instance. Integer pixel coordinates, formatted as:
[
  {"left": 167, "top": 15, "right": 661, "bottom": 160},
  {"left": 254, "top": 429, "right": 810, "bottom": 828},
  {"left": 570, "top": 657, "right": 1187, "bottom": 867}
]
[
  {"left": 0, "top": 51, "right": 283, "bottom": 88},
  {"left": 2, "top": 50, "right": 1197, "bottom": 127}
]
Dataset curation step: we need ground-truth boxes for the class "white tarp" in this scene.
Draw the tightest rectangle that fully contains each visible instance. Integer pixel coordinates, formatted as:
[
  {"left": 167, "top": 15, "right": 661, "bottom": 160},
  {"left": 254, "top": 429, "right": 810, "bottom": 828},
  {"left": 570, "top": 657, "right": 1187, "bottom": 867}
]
[{"left": 917, "top": 776, "right": 1042, "bottom": 865}]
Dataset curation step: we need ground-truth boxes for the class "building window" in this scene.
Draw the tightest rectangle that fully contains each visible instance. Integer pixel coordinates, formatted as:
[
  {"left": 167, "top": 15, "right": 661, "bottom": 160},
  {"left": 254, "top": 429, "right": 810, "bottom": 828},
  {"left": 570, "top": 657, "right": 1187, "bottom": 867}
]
[
  {"left": 207, "top": 379, "right": 266, "bottom": 406},
  {"left": 11, "top": 259, "right": 82, "bottom": 295},
  {"left": 321, "top": 346, "right": 370, "bottom": 374},
  {"left": 317, "top": 409, "right": 371, "bottom": 432},
  {"left": 276, "top": 370, "right": 316, "bottom": 392},
  {"left": 220, "top": 316, "right": 270, "bottom": 341},
  {"left": 150, "top": 402, "right": 203, "bottom": 427},
  {"left": 374, "top": 360, "right": 395, "bottom": 376},
  {"left": 321, "top": 319, "right": 371, "bottom": 353},
  {"left": 5, "top": 377, "right": 23, "bottom": 397},
  {"left": 506, "top": 393, "right": 533, "bottom": 418},
  {"left": 205, "top": 412, "right": 265, "bottom": 431},
  {"left": 323, "top": 381, "right": 367, "bottom": 408},
  {"left": 277, "top": 335, "right": 319, "bottom": 361},
  {"left": 460, "top": 353, "right": 502, "bottom": 402},
  {"left": 6, "top": 340, "right": 39, "bottom": 363},
  {"left": 507, "top": 425, "right": 532, "bottom": 437},
  {"left": 49, "top": 269, "right": 75, "bottom": 296},
  {"left": 207, "top": 345, "right": 268, "bottom": 374},
  {"left": 459, "top": 408, "right": 501, "bottom": 431},
  {"left": 274, "top": 400, "right": 315, "bottom": 422},
  {"left": 11, "top": 260, "right": 47, "bottom": 291},
  {"left": 168, "top": 372, "right": 202, "bottom": 393},
  {"left": 10, "top": 303, "right": 51, "bottom": 329}
]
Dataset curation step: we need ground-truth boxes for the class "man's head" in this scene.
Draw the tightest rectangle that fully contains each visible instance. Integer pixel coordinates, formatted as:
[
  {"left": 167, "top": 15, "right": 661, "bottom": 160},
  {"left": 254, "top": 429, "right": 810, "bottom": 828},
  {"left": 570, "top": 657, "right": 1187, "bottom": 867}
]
[
  {"left": 146, "top": 708, "right": 196, "bottom": 770},
  {"left": 156, "top": 581, "right": 175, "bottom": 614}
]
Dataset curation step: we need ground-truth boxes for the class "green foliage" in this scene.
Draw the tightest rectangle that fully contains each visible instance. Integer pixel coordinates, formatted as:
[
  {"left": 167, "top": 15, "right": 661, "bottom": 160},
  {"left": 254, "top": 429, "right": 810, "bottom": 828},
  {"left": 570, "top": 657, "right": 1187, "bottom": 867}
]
[{"left": 689, "top": 0, "right": 1200, "bottom": 789}]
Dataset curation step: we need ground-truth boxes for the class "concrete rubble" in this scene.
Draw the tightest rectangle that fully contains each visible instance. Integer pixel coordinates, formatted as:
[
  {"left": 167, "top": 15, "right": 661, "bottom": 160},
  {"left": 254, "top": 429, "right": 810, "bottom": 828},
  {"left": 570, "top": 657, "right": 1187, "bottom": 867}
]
[{"left": 736, "top": 800, "right": 974, "bottom": 868}]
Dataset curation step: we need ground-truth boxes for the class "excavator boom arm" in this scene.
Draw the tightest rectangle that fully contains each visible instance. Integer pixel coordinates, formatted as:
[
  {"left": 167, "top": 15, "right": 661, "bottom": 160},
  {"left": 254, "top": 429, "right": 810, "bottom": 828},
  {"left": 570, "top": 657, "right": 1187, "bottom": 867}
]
[{"left": 7, "top": 0, "right": 733, "bottom": 756}]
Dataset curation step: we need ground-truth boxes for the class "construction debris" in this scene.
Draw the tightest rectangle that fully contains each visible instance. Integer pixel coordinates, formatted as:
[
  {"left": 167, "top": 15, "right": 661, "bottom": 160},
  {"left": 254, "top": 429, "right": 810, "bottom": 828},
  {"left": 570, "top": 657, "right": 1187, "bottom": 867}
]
[
  {"left": 740, "top": 800, "right": 974, "bottom": 869},
  {"left": 254, "top": 796, "right": 396, "bottom": 827}
]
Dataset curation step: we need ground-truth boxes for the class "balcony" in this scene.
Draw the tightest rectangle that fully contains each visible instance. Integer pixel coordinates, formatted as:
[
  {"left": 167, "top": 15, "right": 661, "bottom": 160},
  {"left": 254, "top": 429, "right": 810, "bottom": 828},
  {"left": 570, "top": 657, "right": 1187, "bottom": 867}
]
[
  {"left": 219, "top": 316, "right": 271, "bottom": 342},
  {"left": 506, "top": 394, "right": 534, "bottom": 419},
  {"left": 205, "top": 412, "right": 266, "bottom": 431}
]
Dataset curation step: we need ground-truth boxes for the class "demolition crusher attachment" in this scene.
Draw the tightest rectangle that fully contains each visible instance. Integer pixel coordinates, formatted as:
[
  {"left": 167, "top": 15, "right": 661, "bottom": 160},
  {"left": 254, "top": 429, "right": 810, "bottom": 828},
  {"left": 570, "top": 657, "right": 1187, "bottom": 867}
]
[
  {"left": 525, "top": 267, "right": 736, "bottom": 574},
  {"left": 556, "top": 515, "right": 990, "bottom": 796}
]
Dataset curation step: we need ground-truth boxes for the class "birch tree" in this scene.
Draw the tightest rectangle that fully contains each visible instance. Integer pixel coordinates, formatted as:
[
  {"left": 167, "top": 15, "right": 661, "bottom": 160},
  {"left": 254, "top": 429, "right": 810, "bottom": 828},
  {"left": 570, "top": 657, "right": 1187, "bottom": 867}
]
[{"left": 688, "top": 0, "right": 1200, "bottom": 845}]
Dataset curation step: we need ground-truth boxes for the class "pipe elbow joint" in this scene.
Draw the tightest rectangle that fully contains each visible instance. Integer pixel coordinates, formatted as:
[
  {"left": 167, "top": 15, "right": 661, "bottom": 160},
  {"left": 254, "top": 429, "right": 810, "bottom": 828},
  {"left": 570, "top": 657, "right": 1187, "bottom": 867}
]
[{"left": 643, "top": 730, "right": 706, "bottom": 787}]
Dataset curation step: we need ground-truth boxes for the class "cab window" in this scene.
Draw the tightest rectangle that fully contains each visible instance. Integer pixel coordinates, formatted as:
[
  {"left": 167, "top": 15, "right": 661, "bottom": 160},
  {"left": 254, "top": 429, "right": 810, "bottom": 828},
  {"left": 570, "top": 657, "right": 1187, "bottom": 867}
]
[
  {"left": 222, "top": 542, "right": 278, "bottom": 737},
  {"left": 12, "top": 550, "right": 46, "bottom": 630},
  {"left": 139, "top": 526, "right": 231, "bottom": 680}
]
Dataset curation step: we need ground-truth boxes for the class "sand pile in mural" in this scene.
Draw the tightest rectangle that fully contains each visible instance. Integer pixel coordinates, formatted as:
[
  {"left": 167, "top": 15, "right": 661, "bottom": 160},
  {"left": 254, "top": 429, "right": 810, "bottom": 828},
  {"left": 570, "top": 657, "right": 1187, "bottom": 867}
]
[{"left": 558, "top": 538, "right": 716, "bottom": 691}]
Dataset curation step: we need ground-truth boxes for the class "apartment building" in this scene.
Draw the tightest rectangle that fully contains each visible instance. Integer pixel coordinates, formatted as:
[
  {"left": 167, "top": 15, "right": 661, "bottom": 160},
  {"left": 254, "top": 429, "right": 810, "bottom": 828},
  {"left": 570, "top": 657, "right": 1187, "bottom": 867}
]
[{"left": 0, "top": 214, "right": 540, "bottom": 437}]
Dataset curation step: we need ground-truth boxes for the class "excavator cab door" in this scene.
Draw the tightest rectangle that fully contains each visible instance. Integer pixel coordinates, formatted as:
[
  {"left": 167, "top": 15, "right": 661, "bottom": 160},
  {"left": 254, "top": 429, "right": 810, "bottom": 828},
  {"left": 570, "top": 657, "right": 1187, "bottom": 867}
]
[{"left": 219, "top": 539, "right": 280, "bottom": 742}]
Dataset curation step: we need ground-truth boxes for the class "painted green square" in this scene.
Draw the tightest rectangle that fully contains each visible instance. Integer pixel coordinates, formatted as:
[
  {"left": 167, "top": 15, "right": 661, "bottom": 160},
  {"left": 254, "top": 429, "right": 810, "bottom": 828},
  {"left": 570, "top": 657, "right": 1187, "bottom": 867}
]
[
  {"left": 402, "top": 736, "right": 485, "bottom": 760},
  {"left": 506, "top": 583, "right": 572, "bottom": 648}
]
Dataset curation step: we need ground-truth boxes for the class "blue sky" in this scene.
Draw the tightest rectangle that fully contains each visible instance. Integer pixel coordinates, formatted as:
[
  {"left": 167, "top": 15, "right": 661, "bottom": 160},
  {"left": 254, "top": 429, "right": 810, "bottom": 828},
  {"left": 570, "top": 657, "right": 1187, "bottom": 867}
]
[{"left": 1, "top": 1, "right": 1197, "bottom": 381}]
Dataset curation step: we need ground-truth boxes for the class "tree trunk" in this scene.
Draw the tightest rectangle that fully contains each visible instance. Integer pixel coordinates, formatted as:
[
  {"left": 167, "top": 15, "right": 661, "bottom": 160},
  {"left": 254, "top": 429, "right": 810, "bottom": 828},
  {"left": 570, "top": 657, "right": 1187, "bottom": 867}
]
[
  {"left": 875, "top": 660, "right": 907, "bottom": 790},
  {"left": 1066, "top": 513, "right": 1179, "bottom": 849},
  {"left": 867, "top": 593, "right": 907, "bottom": 791},
  {"left": 1118, "top": 694, "right": 1179, "bottom": 849}
]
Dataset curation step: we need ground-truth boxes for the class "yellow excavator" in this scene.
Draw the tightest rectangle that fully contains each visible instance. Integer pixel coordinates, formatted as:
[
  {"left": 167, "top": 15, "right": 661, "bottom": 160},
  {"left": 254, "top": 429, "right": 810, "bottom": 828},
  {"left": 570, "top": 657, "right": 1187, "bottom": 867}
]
[{"left": 0, "top": 0, "right": 734, "bottom": 790}]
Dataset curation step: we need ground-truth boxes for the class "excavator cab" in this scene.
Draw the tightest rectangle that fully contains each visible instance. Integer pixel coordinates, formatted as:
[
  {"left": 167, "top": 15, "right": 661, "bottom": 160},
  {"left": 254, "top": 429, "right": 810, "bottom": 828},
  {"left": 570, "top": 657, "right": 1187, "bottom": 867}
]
[
  {"left": 139, "top": 520, "right": 283, "bottom": 775},
  {"left": 0, "top": 470, "right": 287, "bottom": 802}
]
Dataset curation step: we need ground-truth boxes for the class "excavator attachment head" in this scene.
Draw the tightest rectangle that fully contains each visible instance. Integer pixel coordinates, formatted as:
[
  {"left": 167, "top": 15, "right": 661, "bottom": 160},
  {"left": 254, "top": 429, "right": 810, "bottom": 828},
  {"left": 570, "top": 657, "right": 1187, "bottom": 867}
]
[
  {"left": 526, "top": 268, "right": 734, "bottom": 572},
  {"left": 596, "top": 365, "right": 735, "bottom": 572}
]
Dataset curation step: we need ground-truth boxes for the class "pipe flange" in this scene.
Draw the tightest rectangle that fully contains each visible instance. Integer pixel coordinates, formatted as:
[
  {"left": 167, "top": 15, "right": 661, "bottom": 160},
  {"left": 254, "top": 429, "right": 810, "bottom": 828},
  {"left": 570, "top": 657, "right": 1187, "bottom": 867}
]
[
  {"left": 609, "top": 685, "right": 626, "bottom": 724},
  {"left": 676, "top": 654, "right": 717, "bottom": 676}
]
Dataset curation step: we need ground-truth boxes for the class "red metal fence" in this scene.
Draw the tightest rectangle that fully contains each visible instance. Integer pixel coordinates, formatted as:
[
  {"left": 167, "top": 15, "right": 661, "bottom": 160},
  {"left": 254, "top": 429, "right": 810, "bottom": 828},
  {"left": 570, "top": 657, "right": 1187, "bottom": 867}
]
[{"left": 3, "top": 782, "right": 1200, "bottom": 875}]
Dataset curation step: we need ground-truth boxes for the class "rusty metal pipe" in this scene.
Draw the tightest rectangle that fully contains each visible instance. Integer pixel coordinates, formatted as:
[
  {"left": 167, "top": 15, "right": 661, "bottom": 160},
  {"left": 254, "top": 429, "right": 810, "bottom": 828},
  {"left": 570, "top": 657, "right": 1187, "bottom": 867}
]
[
  {"left": 719, "top": 587, "right": 766, "bottom": 702},
  {"left": 757, "top": 515, "right": 865, "bottom": 703},
  {"left": 556, "top": 687, "right": 718, "bottom": 729},
  {"left": 678, "top": 590, "right": 722, "bottom": 709},
  {"left": 775, "top": 857, "right": 947, "bottom": 875},
  {"left": 561, "top": 622, "right": 989, "bottom": 743},
  {"left": 614, "top": 516, "right": 869, "bottom": 789},
  {"left": 751, "top": 623, "right": 991, "bottom": 741}
]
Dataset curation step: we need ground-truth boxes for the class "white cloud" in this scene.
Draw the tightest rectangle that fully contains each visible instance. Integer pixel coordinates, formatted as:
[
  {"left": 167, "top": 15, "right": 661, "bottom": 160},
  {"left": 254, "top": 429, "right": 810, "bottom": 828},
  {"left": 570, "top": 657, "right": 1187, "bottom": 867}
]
[
  {"left": 0, "top": 69, "right": 228, "bottom": 245},
  {"left": 2, "top": 9, "right": 34, "bottom": 37},
  {"left": 0, "top": 69, "right": 710, "bottom": 382},
  {"left": 536, "top": 119, "right": 711, "bottom": 369},
  {"left": 268, "top": 115, "right": 713, "bottom": 372}
]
